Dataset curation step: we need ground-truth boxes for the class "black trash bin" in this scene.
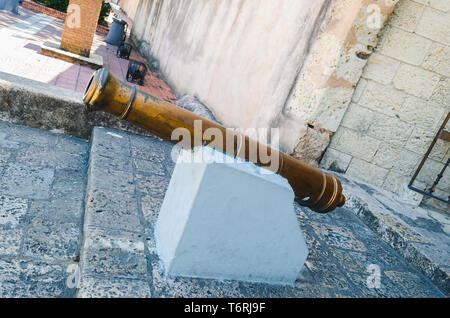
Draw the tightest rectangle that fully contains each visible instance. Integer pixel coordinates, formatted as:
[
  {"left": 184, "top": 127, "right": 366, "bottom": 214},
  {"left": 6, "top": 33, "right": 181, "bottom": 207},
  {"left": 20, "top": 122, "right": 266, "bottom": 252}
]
[
  {"left": 105, "top": 18, "right": 127, "bottom": 46},
  {"left": 0, "top": 0, "right": 19, "bottom": 14}
]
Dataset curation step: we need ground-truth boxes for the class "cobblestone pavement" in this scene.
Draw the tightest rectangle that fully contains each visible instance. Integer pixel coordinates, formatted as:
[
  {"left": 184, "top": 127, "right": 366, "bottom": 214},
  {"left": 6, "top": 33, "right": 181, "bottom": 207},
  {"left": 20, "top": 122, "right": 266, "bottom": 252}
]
[
  {"left": 77, "top": 127, "right": 445, "bottom": 298},
  {"left": 0, "top": 121, "right": 88, "bottom": 297},
  {"left": 0, "top": 8, "right": 177, "bottom": 102},
  {"left": 0, "top": 121, "right": 446, "bottom": 297}
]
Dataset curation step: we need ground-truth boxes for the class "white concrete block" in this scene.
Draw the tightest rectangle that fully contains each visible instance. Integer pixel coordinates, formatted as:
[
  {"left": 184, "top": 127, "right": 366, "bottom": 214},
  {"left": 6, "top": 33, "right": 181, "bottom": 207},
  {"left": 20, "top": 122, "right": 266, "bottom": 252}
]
[{"left": 155, "top": 146, "right": 308, "bottom": 285}]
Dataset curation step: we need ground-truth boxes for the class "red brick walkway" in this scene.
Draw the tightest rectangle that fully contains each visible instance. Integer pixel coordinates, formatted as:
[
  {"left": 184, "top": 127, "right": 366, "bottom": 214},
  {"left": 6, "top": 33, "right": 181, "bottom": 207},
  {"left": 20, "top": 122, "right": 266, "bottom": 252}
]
[{"left": 0, "top": 7, "right": 177, "bottom": 103}]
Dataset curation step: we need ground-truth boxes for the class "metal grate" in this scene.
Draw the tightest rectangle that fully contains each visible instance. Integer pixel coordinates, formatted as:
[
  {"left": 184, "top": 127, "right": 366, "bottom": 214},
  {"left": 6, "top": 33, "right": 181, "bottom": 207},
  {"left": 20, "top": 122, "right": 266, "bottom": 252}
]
[
  {"left": 116, "top": 41, "right": 132, "bottom": 60},
  {"left": 126, "top": 59, "right": 147, "bottom": 86},
  {"left": 409, "top": 112, "right": 450, "bottom": 204}
]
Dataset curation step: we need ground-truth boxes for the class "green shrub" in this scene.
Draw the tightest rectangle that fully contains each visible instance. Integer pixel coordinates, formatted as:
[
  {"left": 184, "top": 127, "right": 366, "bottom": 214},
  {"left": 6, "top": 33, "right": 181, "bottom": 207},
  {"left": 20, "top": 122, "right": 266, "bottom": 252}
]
[
  {"left": 36, "top": 0, "right": 111, "bottom": 25},
  {"left": 40, "top": 0, "right": 69, "bottom": 12},
  {"left": 98, "top": 1, "right": 111, "bottom": 26}
]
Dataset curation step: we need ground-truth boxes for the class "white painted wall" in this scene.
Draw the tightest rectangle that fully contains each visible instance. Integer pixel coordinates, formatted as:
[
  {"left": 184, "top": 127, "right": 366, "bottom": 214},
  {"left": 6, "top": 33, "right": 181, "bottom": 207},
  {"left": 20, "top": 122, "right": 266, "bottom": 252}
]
[
  {"left": 130, "top": 0, "right": 328, "bottom": 133},
  {"left": 120, "top": 0, "right": 140, "bottom": 20}
]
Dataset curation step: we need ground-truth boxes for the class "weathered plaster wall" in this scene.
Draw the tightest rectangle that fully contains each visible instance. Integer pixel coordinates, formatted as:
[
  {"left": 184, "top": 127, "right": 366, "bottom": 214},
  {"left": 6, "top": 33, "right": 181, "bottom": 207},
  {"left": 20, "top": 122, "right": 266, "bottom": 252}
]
[
  {"left": 322, "top": 0, "right": 450, "bottom": 209},
  {"left": 120, "top": 0, "right": 140, "bottom": 20},
  {"left": 130, "top": 0, "right": 329, "bottom": 137}
]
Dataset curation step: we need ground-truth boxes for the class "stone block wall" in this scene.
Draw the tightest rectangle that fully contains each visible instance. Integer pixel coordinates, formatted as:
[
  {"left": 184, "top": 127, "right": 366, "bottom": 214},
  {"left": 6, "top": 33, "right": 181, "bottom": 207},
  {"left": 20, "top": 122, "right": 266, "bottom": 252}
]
[
  {"left": 322, "top": 0, "right": 450, "bottom": 209},
  {"left": 284, "top": 0, "right": 399, "bottom": 164}
]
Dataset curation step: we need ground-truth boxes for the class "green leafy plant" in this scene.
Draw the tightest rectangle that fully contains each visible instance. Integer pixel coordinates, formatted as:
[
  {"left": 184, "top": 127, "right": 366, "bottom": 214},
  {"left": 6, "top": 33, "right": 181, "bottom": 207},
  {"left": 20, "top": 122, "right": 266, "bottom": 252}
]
[
  {"left": 98, "top": 1, "right": 111, "bottom": 26},
  {"left": 35, "top": 0, "right": 111, "bottom": 25},
  {"left": 38, "top": 0, "right": 69, "bottom": 12}
]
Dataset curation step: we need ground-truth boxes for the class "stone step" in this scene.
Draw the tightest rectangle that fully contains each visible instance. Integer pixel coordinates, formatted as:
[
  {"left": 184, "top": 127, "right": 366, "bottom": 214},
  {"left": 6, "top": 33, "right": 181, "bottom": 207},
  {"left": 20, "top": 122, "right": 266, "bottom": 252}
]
[
  {"left": 0, "top": 121, "right": 89, "bottom": 297},
  {"left": 77, "top": 127, "right": 173, "bottom": 297},
  {"left": 76, "top": 126, "right": 445, "bottom": 298},
  {"left": 337, "top": 173, "right": 450, "bottom": 296}
]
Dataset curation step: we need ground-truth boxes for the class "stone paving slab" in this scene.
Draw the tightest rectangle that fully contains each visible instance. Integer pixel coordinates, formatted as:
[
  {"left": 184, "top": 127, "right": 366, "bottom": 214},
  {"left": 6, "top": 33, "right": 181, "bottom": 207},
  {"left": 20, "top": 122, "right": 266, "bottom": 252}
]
[
  {"left": 0, "top": 120, "right": 89, "bottom": 297},
  {"left": 77, "top": 275, "right": 152, "bottom": 298},
  {"left": 0, "top": 121, "right": 445, "bottom": 297},
  {"left": 0, "top": 6, "right": 34, "bottom": 30},
  {"left": 78, "top": 126, "right": 445, "bottom": 298},
  {"left": 338, "top": 173, "right": 450, "bottom": 295},
  {"left": 0, "top": 258, "right": 72, "bottom": 298}
]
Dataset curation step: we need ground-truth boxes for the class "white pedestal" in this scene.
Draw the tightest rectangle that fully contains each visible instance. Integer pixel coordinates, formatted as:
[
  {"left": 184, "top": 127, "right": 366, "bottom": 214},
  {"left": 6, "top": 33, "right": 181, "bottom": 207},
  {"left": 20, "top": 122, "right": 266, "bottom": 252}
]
[{"left": 155, "top": 147, "right": 308, "bottom": 285}]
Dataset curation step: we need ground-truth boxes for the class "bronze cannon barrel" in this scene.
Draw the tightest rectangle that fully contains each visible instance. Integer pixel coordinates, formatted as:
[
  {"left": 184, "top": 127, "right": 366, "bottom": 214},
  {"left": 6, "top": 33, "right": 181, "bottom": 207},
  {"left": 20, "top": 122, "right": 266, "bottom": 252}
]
[{"left": 83, "top": 68, "right": 345, "bottom": 213}]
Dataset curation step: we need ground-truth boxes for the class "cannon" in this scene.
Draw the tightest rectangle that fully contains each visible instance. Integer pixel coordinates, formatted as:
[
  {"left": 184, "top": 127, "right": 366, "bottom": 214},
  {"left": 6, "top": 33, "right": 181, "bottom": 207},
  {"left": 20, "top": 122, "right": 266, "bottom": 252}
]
[{"left": 83, "top": 68, "right": 346, "bottom": 213}]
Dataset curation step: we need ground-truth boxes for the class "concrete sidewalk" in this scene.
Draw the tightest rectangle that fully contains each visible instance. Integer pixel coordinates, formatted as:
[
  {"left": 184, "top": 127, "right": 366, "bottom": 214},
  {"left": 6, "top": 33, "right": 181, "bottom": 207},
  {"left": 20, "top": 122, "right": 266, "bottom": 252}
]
[{"left": 0, "top": 7, "right": 176, "bottom": 102}]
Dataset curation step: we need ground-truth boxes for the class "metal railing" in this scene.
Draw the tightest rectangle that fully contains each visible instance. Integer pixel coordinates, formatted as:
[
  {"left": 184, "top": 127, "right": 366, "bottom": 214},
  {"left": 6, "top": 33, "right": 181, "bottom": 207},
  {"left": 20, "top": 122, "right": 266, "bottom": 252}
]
[{"left": 409, "top": 112, "right": 450, "bottom": 204}]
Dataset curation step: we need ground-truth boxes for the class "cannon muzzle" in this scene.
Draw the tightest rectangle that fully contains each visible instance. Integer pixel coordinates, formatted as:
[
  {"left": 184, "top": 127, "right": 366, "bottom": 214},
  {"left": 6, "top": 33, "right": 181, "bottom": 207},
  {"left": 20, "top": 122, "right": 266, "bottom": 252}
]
[{"left": 83, "top": 68, "right": 346, "bottom": 213}]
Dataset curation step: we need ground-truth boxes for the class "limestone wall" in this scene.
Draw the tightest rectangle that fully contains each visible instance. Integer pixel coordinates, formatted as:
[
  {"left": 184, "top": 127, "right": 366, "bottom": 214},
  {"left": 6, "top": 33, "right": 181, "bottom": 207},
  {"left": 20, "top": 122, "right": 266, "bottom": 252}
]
[{"left": 322, "top": 0, "right": 450, "bottom": 209}]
